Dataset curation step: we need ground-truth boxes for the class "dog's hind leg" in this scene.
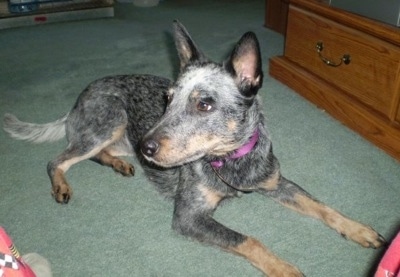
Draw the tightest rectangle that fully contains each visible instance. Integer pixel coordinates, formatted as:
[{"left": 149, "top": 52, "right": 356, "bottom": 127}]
[
  {"left": 48, "top": 94, "right": 130, "bottom": 204},
  {"left": 48, "top": 125, "right": 127, "bottom": 203},
  {"left": 258, "top": 171, "right": 386, "bottom": 249},
  {"left": 90, "top": 132, "right": 135, "bottom": 176},
  {"left": 91, "top": 148, "right": 134, "bottom": 176},
  {"left": 48, "top": 146, "right": 103, "bottom": 204}
]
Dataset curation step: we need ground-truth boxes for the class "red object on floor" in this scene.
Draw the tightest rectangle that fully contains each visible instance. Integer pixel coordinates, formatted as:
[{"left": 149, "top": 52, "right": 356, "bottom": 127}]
[
  {"left": 0, "top": 227, "right": 36, "bottom": 277},
  {"left": 375, "top": 232, "right": 400, "bottom": 277},
  {"left": 33, "top": 16, "right": 47, "bottom": 22}
]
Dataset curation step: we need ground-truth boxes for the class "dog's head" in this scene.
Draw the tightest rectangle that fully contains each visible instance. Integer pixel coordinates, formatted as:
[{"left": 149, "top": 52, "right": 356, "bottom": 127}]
[{"left": 141, "top": 20, "right": 263, "bottom": 167}]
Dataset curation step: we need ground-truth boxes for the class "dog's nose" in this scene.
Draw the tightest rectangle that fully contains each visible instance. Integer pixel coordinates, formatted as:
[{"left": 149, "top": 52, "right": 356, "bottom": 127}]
[{"left": 141, "top": 139, "right": 160, "bottom": 157}]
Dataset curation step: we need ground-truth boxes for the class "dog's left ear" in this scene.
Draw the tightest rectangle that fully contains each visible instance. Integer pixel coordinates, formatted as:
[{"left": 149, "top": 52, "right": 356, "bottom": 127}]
[{"left": 224, "top": 32, "right": 263, "bottom": 97}]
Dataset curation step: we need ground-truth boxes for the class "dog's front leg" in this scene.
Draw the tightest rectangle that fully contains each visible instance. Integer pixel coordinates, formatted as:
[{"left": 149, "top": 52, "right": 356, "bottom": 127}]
[
  {"left": 259, "top": 174, "right": 385, "bottom": 248},
  {"left": 172, "top": 184, "right": 304, "bottom": 277}
]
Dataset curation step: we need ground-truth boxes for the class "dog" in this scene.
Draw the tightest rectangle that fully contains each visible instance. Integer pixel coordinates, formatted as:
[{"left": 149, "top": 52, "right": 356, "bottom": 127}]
[{"left": 3, "top": 21, "right": 385, "bottom": 276}]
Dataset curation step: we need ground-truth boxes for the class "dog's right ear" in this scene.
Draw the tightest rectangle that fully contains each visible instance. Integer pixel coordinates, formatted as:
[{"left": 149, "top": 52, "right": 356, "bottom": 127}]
[{"left": 173, "top": 20, "right": 207, "bottom": 70}]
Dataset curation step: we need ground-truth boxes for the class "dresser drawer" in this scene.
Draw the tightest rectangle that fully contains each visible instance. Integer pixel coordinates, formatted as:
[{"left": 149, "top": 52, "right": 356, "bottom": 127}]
[
  {"left": 270, "top": 0, "right": 400, "bottom": 161},
  {"left": 285, "top": 5, "right": 400, "bottom": 119}
]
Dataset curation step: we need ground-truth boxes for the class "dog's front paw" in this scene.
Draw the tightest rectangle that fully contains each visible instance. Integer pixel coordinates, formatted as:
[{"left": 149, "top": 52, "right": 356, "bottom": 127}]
[
  {"left": 52, "top": 183, "right": 73, "bottom": 204},
  {"left": 340, "top": 222, "right": 386, "bottom": 249}
]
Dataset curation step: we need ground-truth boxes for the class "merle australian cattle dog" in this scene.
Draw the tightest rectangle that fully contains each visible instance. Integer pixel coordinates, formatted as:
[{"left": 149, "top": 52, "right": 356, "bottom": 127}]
[{"left": 3, "top": 21, "right": 385, "bottom": 276}]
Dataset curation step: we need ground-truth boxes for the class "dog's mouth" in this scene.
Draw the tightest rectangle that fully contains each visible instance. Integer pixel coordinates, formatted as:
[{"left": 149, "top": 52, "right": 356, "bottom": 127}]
[
  {"left": 141, "top": 145, "right": 206, "bottom": 168},
  {"left": 140, "top": 135, "right": 221, "bottom": 167},
  {"left": 140, "top": 131, "right": 245, "bottom": 168},
  {"left": 142, "top": 151, "right": 205, "bottom": 168}
]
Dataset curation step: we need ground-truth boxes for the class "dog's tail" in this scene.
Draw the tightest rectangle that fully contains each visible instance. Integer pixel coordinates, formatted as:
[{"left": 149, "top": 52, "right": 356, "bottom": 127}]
[{"left": 3, "top": 113, "right": 67, "bottom": 143}]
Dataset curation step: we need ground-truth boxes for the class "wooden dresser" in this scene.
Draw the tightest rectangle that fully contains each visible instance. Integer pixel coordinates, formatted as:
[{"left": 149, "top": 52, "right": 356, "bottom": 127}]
[{"left": 269, "top": 0, "right": 400, "bottom": 162}]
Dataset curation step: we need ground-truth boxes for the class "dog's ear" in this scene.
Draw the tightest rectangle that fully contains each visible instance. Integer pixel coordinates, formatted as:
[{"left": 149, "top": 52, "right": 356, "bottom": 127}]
[
  {"left": 173, "top": 20, "right": 207, "bottom": 70},
  {"left": 225, "top": 32, "right": 263, "bottom": 97}
]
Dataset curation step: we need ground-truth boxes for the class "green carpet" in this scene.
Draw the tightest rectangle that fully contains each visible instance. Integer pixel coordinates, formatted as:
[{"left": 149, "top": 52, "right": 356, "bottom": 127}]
[{"left": 1, "top": 1, "right": 399, "bottom": 276}]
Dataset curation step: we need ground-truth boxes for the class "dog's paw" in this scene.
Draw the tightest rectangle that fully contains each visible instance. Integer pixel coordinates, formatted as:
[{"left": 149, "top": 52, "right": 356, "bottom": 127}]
[
  {"left": 51, "top": 184, "right": 73, "bottom": 204},
  {"left": 112, "top": 159, "right": 135, "bottom": 177},
  {"left": 340, "top": 222, "right": 386, "bottom": 249}
]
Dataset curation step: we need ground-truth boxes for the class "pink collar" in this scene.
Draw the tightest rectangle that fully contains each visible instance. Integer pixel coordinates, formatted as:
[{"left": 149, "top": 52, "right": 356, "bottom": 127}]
[{"left": 211, "top": 128, "right": 260, "bottom": 169}]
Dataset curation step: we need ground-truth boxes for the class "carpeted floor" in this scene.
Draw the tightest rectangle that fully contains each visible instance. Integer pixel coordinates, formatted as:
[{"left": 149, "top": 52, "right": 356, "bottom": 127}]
[{"left": 1, "top": 0, "right": 399, "bottom": 276}]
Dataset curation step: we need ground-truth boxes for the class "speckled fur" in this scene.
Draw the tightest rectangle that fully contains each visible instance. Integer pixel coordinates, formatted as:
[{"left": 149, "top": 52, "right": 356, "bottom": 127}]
[{"left": 3, "top": 21, "right": 385, "bottom": 277}]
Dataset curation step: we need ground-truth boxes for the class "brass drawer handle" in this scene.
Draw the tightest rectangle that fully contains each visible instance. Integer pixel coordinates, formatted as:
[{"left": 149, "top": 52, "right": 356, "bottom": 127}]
[{"left": 316, "top": 42, "right": 351, "bottom": 67}]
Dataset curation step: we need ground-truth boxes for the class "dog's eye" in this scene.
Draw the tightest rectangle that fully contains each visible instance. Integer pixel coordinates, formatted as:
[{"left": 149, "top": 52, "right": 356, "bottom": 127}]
[{"left": 197, "top": 100, "right": 213, "bottom": 112}]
